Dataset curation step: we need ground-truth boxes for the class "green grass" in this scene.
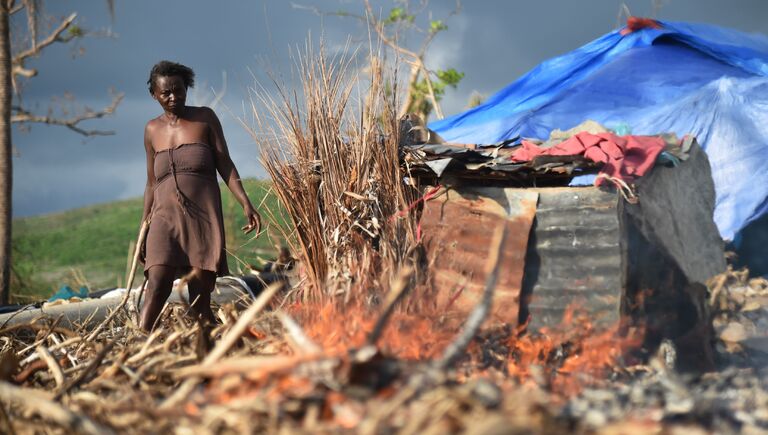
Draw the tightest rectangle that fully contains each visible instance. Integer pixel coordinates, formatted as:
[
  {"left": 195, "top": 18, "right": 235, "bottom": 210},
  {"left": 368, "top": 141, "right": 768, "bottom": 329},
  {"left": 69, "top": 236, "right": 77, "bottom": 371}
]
[{"left": 11, "top": 179, "right": 289, "bottom": 302}]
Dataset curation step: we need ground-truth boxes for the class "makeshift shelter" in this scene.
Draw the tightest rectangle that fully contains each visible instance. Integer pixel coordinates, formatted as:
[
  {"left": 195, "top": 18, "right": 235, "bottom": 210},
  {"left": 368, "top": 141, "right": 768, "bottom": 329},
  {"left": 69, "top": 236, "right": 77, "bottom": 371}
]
[
  {"left": 402, "top": 18, "right": 759, "bottom": 366},
  {"left": 429, "top": 18, "right": 768, "bottom": 245},
  {"left": 403, "top": 128, "right": 725, "bottom": 369}
]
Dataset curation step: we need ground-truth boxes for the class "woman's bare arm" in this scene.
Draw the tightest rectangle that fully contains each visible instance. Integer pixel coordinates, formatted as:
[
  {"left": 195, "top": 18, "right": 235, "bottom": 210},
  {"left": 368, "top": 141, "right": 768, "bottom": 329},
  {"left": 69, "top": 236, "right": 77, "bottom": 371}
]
[
  {"left": 141, "top": 124, "right": 156, "bottom": 223},
  {"left": 205, "top": 107, "right": 261, "bottom": 234}
]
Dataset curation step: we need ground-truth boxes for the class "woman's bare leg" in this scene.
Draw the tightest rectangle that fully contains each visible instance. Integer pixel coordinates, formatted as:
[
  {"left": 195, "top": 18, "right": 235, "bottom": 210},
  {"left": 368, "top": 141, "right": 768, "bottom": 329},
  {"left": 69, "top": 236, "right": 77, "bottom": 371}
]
[
  {"left": 187, "top": 268, "right": 217, "bottom": 324},
  {"left": 140, "top": 265, "right": 176, "bottom": 331}
]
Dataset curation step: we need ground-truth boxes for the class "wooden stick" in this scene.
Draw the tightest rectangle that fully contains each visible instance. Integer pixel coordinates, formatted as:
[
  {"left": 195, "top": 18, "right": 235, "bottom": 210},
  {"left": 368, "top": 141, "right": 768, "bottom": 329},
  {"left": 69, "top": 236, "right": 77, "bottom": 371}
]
[
  {"left": 123, "top": 239, "right": 135, "bottom": 290},
  {"left": 36, "top": 346, "right": 64, "bottom": 388},
  {"left": 48, "top": 334, "right": 78, "bottom": 368},
  {"left": 0, "top": 381, "right": 114, "bottom": 435},
  {"left": 366, "top": 265, "right": 415, "bottom": 346},
  {"left": 0, "top": 398, "right": 15, "bottom": 435},
  {"left": 203, "top": 282, "right": 282, "bottom": 366},
  {"left": 176, "top": 354, "right": 319, "bottom": 378},
  {"left": 125, "top": 328, "right": 165, "bottom": 365},
  {"left": 16, "top": 316, "right": 63, "bottom": 356},
  {"left": 160, "top": 282, "right": 282, "bottom": 409},
  {"left": 54, "top": 339, "right": 116, "bottom": 401},
  {"left": 277, "top": 311, "right": 321, "bottom": 355},
  {"left": 20, "top": 336, "right": 81, "bottom": 366},
  {"left": 85, "top": 219, "right": 149, "bottom": 342}
]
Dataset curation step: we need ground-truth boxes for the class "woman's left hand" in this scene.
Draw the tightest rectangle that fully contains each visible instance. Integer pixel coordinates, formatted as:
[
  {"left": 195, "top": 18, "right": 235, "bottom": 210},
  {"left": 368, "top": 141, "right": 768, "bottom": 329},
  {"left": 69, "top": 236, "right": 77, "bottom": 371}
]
[{"left": 241, "top": 206, "right": 262, "bottom": 235}]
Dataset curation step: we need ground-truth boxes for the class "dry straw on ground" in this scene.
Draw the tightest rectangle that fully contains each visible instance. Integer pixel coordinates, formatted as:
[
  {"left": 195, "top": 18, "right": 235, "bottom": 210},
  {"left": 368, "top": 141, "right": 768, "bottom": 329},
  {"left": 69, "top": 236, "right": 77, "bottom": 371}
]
[{"left": 3, "top": 267, "right": 767, "bottom": 434}]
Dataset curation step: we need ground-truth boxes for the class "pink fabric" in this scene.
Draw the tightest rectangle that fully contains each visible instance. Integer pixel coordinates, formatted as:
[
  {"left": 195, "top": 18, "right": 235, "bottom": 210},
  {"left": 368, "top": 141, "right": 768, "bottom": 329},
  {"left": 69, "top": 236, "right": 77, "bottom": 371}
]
[
  {"left": 620, "top": 17, "right": 662, "bottom": 36},
  {"left": 510, "top": 132, "right": 666, "bottom": 186}
]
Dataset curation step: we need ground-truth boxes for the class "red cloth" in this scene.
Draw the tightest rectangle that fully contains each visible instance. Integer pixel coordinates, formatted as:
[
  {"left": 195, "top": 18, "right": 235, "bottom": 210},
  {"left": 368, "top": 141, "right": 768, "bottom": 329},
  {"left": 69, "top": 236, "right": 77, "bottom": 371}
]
[
  {"left": 620, "top": 17, "right": 662, "bottom": 36},
  {"left": 510, "top": 132, "right": 666, "bottom": 186}
]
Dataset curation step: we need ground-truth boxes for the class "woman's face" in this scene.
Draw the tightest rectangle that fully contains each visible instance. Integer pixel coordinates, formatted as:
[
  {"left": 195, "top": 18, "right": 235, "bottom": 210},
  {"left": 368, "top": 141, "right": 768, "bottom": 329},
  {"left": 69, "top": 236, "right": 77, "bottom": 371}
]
[{"left": 152, "top": 75, "right": 187, "bottom": 113}]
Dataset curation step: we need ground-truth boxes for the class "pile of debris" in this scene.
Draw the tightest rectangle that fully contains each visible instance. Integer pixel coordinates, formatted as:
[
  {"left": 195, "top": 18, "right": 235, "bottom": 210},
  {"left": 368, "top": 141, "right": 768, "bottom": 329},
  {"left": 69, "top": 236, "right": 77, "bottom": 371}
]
[
  {"left": 401, "top": 118, "right": 687, "bottom": 188},
  {"left": 1, "top": 262, "right": 767, "bottom": 434},
  {"left": 710, "top": 268, "right": 768, "bottom": 366}
]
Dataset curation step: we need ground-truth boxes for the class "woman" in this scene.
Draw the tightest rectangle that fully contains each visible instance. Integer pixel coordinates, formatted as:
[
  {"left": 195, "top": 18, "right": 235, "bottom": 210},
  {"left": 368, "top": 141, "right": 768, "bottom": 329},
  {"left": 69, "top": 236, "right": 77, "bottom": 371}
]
[{"left": 139, "top": 60, "right": 260, "bottom": 331}]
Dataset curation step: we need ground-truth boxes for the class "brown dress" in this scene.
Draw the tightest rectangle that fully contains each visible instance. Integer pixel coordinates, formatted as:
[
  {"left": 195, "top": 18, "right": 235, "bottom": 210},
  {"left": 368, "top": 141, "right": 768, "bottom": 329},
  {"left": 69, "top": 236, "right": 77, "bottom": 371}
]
[{"left": 144, "top": 143, "right": 229, "bottom": 277}]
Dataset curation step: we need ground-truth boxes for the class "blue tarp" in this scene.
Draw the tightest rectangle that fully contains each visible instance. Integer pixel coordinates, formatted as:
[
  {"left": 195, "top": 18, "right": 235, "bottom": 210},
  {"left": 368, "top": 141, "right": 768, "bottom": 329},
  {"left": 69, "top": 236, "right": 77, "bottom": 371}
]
[
  {"left": 429, "top": 20, "right": 768, "bottom": 241},
  {"left": 48, "top": 285, "right": 88, "bottom": 302}
]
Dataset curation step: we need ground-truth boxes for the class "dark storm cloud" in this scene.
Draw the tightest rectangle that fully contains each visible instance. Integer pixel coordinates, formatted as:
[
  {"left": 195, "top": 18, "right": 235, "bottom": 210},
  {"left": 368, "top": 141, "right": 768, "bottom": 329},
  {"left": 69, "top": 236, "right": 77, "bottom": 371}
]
[{"left": 11, "top": 0, "right": 768, "bottom": 216}]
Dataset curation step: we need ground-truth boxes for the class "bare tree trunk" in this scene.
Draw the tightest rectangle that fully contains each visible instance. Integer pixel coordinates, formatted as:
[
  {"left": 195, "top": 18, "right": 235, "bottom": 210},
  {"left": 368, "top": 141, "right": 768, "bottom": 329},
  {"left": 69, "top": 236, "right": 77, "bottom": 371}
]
[{"left": 0, "top": 2, "right": 12, "bottom": 306}]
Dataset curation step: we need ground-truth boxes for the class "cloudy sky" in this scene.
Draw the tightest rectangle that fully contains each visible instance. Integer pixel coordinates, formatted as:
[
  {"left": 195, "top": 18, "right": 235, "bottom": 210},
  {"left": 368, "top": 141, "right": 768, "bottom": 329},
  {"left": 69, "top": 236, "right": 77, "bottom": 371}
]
[{"left": 11, "top": 0, "right": 768, "bottom": 217}]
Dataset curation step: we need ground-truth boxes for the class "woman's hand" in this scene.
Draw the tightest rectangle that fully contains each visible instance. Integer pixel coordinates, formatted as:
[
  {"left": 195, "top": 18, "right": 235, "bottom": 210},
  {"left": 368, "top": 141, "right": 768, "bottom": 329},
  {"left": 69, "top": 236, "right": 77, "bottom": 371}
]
[{"left": 241, "top": 205, "right": 262, "bottom": 235}]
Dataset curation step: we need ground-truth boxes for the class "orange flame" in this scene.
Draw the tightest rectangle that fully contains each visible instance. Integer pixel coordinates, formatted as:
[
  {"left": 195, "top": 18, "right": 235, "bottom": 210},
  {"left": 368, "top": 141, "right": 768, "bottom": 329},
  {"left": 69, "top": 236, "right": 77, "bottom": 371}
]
[
  {"left": 290, "top": 300, "right": 642, "bottom": 397},
  {"left": 506, "top": 306, "right": 643, "bottom": 395},
  {"left": 205, "top": 299, "right": 644, "bottom": 424},
  {"left": 289, "top": 299, "right": 460, "bottom": 360}
]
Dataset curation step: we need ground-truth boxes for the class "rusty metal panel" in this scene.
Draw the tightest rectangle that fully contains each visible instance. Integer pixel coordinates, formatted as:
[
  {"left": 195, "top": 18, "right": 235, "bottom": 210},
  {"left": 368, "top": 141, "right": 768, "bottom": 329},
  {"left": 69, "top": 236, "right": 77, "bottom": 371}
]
[
  {"left": 420, "top": 187, "right": 539, "bottom": 321},
  {"left": 520, "top": 187, "right": 622, "bottom": 330},
  {"left": 420, "top": 185, "right": 623, "bottom": 330}
]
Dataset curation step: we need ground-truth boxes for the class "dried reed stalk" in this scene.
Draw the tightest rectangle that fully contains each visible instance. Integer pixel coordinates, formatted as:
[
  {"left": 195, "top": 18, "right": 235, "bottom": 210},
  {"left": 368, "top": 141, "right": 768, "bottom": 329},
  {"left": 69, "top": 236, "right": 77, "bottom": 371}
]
[
  {"left": 0, "top": 381, "right": 114, "bottom": 435},
  {"left": 248, "top": 42, "right": 419, "bottom": 302}
]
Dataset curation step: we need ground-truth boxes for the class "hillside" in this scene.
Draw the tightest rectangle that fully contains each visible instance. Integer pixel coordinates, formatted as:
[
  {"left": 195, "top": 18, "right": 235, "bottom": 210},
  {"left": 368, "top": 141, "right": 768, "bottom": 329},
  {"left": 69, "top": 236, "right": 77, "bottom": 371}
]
[{"left": 11, "top": 179, "right": 287, "bottom": 302}]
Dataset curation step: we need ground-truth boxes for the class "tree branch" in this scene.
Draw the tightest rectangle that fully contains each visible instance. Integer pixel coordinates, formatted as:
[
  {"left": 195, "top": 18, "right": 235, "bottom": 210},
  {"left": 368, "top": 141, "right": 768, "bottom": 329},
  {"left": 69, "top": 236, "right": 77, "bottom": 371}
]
[
  {"left": 290, "top": 2, "right": 365, "bottom": 21},
  {"left": 295, "top": 0, "right": 460, "bottom": 120},
  {"left": 361, "top": 1, "right": 445, "bottom": 119},
  {"left": 11, "top": 92, "right": 123, "bottom": 136},
  {"left": 418, "top": 63, "right": 443, "bottom": 119},
  {"left": 8, "top": 1, "right": 24, "bottom": 16},
  {"left": 11, "top": 65, "right": 34, "bottom": 78},
  {"left": 23, "top": 0, "right": 38, "bottom": 51},
  {"left": 12, "top": 12, "right": 77, "bottom": 69}
]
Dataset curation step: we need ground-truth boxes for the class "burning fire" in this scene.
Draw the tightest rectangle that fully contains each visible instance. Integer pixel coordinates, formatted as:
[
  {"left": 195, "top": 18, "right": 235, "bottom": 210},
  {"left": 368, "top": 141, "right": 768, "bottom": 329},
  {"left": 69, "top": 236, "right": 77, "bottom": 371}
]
[
  {"left": 201, "top": 298, "right": 644, "bottom": 431},
  {"left": 506, "top": 308, "right": 643, "bottom": 396},
  {"left": 289, "top": 300, "right": 642, "bottom": 395},
  {"left": 289, "top": 299, "right": 459, "bottom": 360}
]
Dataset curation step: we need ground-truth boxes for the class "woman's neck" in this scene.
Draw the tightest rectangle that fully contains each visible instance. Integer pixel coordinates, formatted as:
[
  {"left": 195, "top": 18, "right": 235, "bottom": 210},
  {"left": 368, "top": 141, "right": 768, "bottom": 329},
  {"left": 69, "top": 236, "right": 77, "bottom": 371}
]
[{"left": 163, "top": 107, "right": 186, "bottom": 124}]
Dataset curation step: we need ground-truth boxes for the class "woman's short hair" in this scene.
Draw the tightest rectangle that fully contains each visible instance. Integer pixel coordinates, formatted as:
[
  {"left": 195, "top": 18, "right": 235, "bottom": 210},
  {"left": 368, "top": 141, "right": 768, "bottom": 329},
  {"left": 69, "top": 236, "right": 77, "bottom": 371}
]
[{"left": 147, "top": 61, "right": 195, "bottom": 94}]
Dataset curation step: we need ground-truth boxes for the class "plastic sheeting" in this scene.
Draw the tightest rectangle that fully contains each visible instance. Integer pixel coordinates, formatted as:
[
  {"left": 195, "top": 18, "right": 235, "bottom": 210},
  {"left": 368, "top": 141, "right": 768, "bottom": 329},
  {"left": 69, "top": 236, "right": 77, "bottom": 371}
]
[{"left": 429, "top": 20, "right": 768, "bottom": 241}]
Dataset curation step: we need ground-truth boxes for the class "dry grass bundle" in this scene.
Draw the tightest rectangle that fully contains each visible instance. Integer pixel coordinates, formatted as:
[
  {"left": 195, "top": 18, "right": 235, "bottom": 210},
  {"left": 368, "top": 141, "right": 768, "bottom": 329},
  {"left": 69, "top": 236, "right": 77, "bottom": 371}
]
[{"left": 245, "top": 43, "right": 420, "bottom": 302}]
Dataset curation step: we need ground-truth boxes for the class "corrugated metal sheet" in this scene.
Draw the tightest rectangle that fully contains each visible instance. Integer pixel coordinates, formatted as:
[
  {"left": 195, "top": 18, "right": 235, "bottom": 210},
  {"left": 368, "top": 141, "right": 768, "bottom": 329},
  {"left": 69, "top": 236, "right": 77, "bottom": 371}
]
[
  {"left": 520, "top": 187, "right": 621, "bottom": 330},
  {"left": 420, "top": 185, "right": 622, "bottom": 330},
  {"left": 420, "top": 187, "right": 539, "bottom": 320}
]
